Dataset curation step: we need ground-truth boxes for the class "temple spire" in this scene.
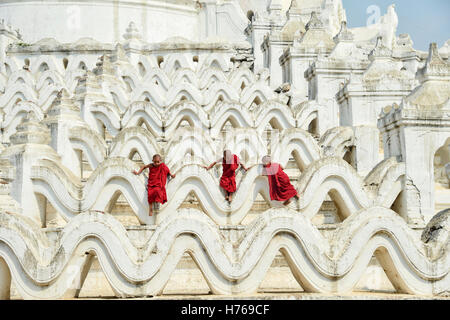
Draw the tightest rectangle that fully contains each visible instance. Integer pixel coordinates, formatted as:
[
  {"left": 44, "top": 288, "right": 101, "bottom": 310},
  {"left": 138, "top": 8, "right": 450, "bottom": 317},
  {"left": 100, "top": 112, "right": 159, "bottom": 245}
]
[
  {"left": 333, "top": 21, "right": 353, "bottom": 43},
  {"left": 422, "top": 42, "right": 450, "bottom": 78},
  {"left": 305, "top": 12, "right": 324, "bottom": 31}
]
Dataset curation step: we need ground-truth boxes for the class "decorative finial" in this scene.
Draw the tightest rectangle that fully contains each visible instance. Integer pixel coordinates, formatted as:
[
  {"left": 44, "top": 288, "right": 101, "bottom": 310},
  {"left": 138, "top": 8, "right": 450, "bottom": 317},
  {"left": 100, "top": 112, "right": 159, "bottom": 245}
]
[
  {"left": 10, "top": 112, "right": 50, "bottom": 145},
  {"left": 305, "top": 12, "right": 323, "bottom": 31},
  {"left": 110, "top": 43, "right": 129, "bottom": 64},
  {"left": 93, "top": 54, "right": 115, "bottom": 76},
  {"left": 333, "top": 21, "right": 354, "bottom": 43},
  {"left": 123, "top": 22, "right": 142, "bottom": 41},
  {"left": 427, "top": 43, "right": 443, "bottom": 66},
  {"left": 15, "top": 28, "right": 22, "bottom": 40},
  {"left": 286, "top": 0, "right": 302, "bottom": 19},
  {"left": 422, "top": 42, "right": 450, "bottom": 77},
  {"left": 368, "top": 36, "right": 392, "bottom": 60},
  {"left": 289, "top": 0, "right": 299, "bottom": 10},
  {"left": 47, "top": 88, "right": 80, "bottom": 117}
]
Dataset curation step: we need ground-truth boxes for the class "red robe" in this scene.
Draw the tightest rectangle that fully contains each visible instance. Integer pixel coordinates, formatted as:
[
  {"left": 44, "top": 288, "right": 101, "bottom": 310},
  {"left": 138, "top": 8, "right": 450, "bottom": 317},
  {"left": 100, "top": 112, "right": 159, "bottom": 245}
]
[
  {"left": 263, "top": 163, "right": 298, "bottom": 201},
  {"left": 147, "top": 163, "right": 171, "bottom": 204},
  {"left": 219, "top": 154, "right": 240, "bottom": 193}
]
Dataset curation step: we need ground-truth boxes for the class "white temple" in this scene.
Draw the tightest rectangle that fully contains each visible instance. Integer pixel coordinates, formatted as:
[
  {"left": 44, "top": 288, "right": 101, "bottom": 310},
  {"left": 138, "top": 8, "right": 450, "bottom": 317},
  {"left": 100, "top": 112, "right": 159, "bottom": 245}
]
[{"left": 0, "top": 0, "right": 449, "bottom": 299}]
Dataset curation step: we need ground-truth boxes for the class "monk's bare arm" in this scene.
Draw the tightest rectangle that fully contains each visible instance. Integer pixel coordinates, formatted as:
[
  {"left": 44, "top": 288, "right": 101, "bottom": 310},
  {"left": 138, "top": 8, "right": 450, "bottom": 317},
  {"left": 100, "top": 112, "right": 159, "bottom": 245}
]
[
  {"left": 246, "top": 164, "right": 266, "bottom": 175},
  {"left": 168, "top": 166, "right": 176, "bottom": 179},
  {"left": 203, "top": 161, "right": 217, "bottom": 170},
  {"left": 132, "top": 164, "right": 151, "bottom": 175},
  {"left": 240, "top": 163, "right": 249, "bottom": 171}
]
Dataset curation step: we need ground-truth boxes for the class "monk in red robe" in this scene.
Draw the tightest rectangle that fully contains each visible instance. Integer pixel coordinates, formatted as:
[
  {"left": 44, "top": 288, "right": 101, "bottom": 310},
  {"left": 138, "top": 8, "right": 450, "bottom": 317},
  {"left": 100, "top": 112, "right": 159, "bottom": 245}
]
[
  {"left": 132, "top": 154, "right": 176, "bottom": 216},
  {"left": 261, "top": 155, "right": 298, "bottom": 206},
  {"left": 203, "top": 150, "right": 248, "bottom": 202}
]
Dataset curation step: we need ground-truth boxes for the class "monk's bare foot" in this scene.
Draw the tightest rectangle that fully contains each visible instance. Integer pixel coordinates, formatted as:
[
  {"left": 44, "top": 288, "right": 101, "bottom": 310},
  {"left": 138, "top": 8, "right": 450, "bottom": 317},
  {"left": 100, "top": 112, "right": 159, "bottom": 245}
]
[
  {"left": 283, "top": 199, "right": 292, "bottom": 206},
  {"left": 225, "top": 195, "right": 229, "bottom": 201},
  {"left": 149, "top": 207, "right": 153, "bottom": 216},
  {"left": 228, "top": 194, "right": 233, "bottom": 202}
]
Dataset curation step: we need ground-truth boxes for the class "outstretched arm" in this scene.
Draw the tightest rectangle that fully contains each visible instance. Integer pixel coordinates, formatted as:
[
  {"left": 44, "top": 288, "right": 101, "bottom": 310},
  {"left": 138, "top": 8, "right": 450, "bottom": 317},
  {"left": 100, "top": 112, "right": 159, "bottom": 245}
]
[
  {"left": 240, "top": 163, "right": 249, "bottom": 171},
  {"left": 247, "top": 164, "right": 265, "bottom": 175},
  {"left": 132, "top": 164, "right": 151, "bottom": 175},
  {"left": 203, "top": 161, "right": 217, "bottom": 170},
  {"left": 168, "top": 166, "right": 176, "bottom": 179}
]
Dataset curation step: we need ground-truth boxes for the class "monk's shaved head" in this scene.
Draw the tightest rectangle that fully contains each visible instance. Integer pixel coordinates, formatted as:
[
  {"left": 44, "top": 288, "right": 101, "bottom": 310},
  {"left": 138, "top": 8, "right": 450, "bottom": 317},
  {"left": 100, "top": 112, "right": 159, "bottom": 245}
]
[
  {"left": 262, "top": 155, "right": 271, "bottom": 165},
  {"left": 223, "top": 150, "right": 233, "bottom": 164},
  {"left": 152, "top": 154, "right": 162, "bottom": 166}
]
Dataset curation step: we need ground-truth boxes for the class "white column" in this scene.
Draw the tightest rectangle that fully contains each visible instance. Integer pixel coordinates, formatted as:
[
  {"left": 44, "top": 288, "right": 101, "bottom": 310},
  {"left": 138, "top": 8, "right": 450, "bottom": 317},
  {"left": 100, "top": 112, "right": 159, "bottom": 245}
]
[
  {"left": 353, "top": 126, "right": 380, "bottom": 177},
  {"left": 252, "top": 28, "right": 268, "bottom": 72},
  {"left": 401, "top": 127, "right": 447, "bottom": 223},
  {"left": 202, "top": 0, "right": 217, "bottom": 38}
]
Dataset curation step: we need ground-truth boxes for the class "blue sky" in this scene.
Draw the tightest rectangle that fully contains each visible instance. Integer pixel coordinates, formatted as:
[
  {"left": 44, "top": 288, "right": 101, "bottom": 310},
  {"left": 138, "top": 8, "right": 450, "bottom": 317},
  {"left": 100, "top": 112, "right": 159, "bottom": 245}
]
[{"left": 342, "top": 0, "right": 450, "bottom": 51}]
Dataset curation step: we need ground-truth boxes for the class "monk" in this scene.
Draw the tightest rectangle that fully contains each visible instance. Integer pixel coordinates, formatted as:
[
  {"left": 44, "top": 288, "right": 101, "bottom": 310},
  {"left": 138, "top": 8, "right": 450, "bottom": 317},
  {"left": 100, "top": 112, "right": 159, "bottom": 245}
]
[
  {"left": 203, "top": 150, "right": 248, "bottom": 202},
  {"left": 132, "top": 154, "right": 176, "bottom": 216},
  {"left": 261, "top": 155, "right": 298, "bottom": 206}
]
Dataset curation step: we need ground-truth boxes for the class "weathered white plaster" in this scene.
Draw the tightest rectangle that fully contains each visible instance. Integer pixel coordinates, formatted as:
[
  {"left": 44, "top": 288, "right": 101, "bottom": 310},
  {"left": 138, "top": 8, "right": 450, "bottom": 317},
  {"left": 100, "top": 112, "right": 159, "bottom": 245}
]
[{"left": 0, "top": 1, "right": 449, "bottom": 299}]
